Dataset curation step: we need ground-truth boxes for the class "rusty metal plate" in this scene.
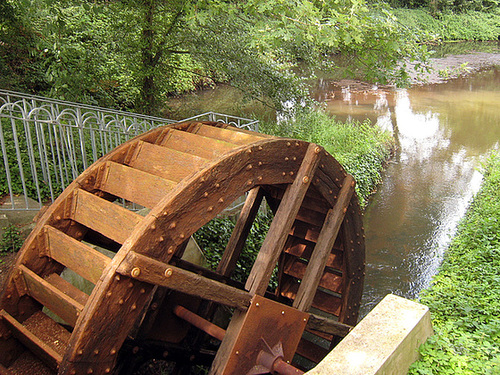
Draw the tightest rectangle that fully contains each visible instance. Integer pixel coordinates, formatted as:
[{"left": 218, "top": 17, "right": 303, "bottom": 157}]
[{"left": 223, "top": 295, "right": 309, "bottom": 375}]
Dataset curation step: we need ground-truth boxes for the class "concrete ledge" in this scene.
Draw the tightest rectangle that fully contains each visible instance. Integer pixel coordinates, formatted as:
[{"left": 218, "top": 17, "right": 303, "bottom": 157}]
[{"left": 306, "top": 294, "right": 433, "bottom": 375}]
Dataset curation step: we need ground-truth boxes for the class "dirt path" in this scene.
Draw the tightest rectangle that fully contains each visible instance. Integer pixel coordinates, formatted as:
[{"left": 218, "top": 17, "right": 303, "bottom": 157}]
[{"left": 409, "top": 52, "right": 500, "bottom": 84}]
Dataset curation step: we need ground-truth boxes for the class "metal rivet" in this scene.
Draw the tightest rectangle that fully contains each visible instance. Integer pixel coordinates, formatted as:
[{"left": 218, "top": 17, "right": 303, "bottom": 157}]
[
  {"left": 281, "top": 311, "right": 285, "bottom": 315},
  {"left": 247, "top": 164, "right": 253, "bottom": 170},
  {"left": 215, "top": 183, "right": 220, "bottom": 188},
  {"left": 218, "top": 198, "right": 224, "bottom": 203},
  {"left": 131, "top": 303, "right": 137, "bottom": 310},
  {"left": 131, "top": 267, "right": 141, "bottom": 278},
  {"left": 293, "top": 157, "right": 297, "bottom": 161},
  {"left": 247, "top": 180, "right": 253, "bottom": 186},
  {"left": 115, "top": 275, "right": 121, "bottom": 282},
  {"left": 140, "top": 288, "right": 146, "bottom": 294},
  {"left": 77, "top": 349, "right": 83, "bottom": 355},
  {"left": 110, "top": 348, "right": 117, "bottom": 355},
  {"left": 70, "top": 370, "right": 76, "bottom": 375},
  {"left": 314, "top": 146, "right": 321, "bottom": 154},
  {"left": 282, "top": 172, "right": 286, "bottom": 176},
  {"left": 165, "top": 268, "right": 173, "bottom": 278},
  {"left": 168, "top": 246, "right": 174, "bottom": 254},
  {"left": 257, "top": 176, "right": 263, "bottom": 181},
  {"left": 159, "top": 236, "right": 165, "bottom": 242},
  {"left": 258, "top": 146, "right": 263, "bottom": 150},
  {"left": 105, "top": 369, "right": 111, "bottom": 374},
  {"left": 106, "top": 291, "right": 112, "bottom": 297},
  {"left": 118, "top": 299, "right": 124, "bottom": 305},
  {"left": 169, "top": 222, "right": 176, "bottom": 229},
  {"left": 94, "top": 349, "right": 99, "bottom": 355},
  {"left": 287, "top": 142, "right": 291, "bottom": 147},
  {"left": 303, "top": 176, "right": 309, "bottom": 184},
  {"left": 247, "top": 149, "right": 252, "bottom": 154},
  {"left": 56, "top": 215, "right": 61, "bottom": 220},
  {"left": 258, "top": 161, "right": 263, "bottom": 166},
  {"left": 285, "top": 157, "right": 289, "bottom": 161},
  {"left": 236, "top": 351, "right": 240, "bottom": 355},
  {"left": 207, "top": 206, "right": 213, "bottom": 212},
  {"left": 256, "top": 303, "right": 260, "bottom": 307},
  {"left": 295, "top": 142, "right": 299, "bottom": 146},
  {"left": 203, "top": 192, "right": 209, "bottom": 197},
  {"left": 128, "top": 282, "right": 134, "bottom": 288},
  {"left": 289, "top": 172, "right": 294, "bottom": 176}
]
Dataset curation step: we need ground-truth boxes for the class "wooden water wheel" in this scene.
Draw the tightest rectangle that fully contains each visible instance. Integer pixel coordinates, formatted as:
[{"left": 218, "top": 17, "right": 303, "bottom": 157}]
[{"left": 0, "top": 121, "right": 365, "bottom": 375}]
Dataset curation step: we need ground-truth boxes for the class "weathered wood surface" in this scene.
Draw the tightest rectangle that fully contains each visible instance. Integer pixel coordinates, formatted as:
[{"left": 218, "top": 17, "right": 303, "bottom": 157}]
[
  {"left": 294, "top": 175, "right": 355, "bottom": 311},
  {"left": 117, "top": 251, "right": 252, "bottom": 310},
  {"left": 45, "top": 226, "right": 110, "bottom": 285},
  {"left": 0, "top": 121, "right": 365, "bottom": 374}
]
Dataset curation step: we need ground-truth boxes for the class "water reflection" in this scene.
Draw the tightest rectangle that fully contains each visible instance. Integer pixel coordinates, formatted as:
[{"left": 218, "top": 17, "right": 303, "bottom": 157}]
[{"left": 319, "top": 71, "right": 500, "bottom": 317}]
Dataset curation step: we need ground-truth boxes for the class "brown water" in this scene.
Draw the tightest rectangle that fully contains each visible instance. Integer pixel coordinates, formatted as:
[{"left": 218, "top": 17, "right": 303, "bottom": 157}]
[
  {"left": 316, "top": 69, "right": 500, "bottom": 316},
  {"left": 165, "top": 53, "right": 500, "bottom": 317}
]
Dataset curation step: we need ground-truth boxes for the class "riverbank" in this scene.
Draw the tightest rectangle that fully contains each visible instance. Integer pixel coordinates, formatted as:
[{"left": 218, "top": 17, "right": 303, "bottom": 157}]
[{"left": 408, "top": 154, "right": 500, "bottom": 374}]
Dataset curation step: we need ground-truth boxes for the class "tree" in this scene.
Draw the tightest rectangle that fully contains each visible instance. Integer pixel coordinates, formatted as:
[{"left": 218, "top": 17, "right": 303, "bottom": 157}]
[{"left": 3, "top": 0, "right": 427, "bottom": 114}]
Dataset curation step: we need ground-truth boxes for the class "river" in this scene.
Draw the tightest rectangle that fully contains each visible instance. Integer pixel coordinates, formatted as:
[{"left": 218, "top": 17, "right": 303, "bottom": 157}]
[{"left": 165, "top": 43, "right": 500, "bottom": 318}]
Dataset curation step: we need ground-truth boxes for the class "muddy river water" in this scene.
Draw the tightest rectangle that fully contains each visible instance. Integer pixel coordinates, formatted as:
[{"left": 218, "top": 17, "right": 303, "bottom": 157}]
[
  {"left": 320, "top": 68, "right": 500, "bottom": 317},
  {"left": 166, "top": 43, "right": 500, "bottom": 317}
]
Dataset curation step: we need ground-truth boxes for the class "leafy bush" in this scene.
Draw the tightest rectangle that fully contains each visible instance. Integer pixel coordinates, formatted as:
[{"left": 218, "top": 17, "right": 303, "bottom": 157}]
[
  {"left": 262, "top": 109, "right": 394, "bottom": 207},
  {"left": 193, "top": 211, "right": 273, "bottom": 286},
  {"left": 409, "top": 154, "right": 500, "bottom": 374},
  {"left": 0, "top": 224, "right": 23, "bottom": 254},
  {"left": 393, "top": 8, "right": 500, "bottom": 42}
]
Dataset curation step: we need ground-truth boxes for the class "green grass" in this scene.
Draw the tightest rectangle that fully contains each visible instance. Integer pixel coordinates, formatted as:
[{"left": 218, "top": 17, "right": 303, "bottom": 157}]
[
  {"left": 409, "top": 153, "right": 500, "bottom": 375},
  {"left": 393, "top": 9, "right": 500, "bottom": 42}
]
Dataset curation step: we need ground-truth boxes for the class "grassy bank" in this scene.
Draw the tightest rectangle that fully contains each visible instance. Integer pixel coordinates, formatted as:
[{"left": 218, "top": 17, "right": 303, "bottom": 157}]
[
  {"left": 261, "top": 109, "right": 395, "bottom": 208},
  {"left": 394, "top": 8, "right": 500, "bottom": 42},
  {"left": 409, "top": 154, "right": 500, "bottom": 374}
]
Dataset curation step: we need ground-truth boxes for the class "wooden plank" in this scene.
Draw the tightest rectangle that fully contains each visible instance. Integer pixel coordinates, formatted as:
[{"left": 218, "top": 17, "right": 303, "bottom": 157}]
[
  {"left": 284, "top": 236, "right": 343, "bottom": 270},
  {"left": 290, "top": 220, "right": 321, "bottom": 243},
  {"left": 19, "top": 266, "right": 83, "bottom": 327},
  {"left": 45, "top": 226, "right": 111, "bottom": 285},
  {"left": 282, "top": 254, "right": 343, "bottom": 294},
  {"left": 294, "top": 176, "right": 355, "bottom": 311},
  {"left": 128, "top": 140, "right": 208, "bottom": 182},
  {"left": 45, "top": 274, "right": 89, "bottom": 307},
  {"left": 217, "top": 187, "right": 264, "bottom": 277},
  {"left": 245, "top": 143, "right": 323, "bottom": 295},
  {"left": 72, "top": 189, "right": 142, "bottom": 244},
  {"left": 295, "top": 338, "right": 329, "bottom": 363},
  {"left": 160, "top": 129, "right": 237, "bottom": 159},
  {"left": 116, "top": 251, "right": 252, "bottom": 310},
  {"left": 280, "top": 275, "right": 342, "bottom": 316},
  {"left": 99, "top": 161, "right": 176, "bottom": 209},
  {"left": 306, "top": 313, "right": 352, "bottom": 338},
  {"left": 339, "top": 203, "right": 366, "bottom": 326},
  {"left": 0, "top": 310, "right": 63, "bottom": 370},
  {"left": 194, "top": 124, "right": 266, "bottom": 145}
]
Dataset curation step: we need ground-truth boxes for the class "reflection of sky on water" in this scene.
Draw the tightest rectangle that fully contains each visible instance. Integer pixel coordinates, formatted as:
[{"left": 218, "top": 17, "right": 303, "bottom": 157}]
[{"left": 318, "top": 73, "right": 500, "bottom": 318}]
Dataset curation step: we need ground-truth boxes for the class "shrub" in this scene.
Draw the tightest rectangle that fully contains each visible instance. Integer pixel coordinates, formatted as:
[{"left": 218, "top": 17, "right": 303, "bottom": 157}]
[{"left": 0, "top": 224, "right": 23, "bottom": 254}]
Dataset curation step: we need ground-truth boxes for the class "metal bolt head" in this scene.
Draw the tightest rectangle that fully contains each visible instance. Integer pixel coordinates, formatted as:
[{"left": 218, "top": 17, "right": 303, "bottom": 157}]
[
  {"left": 165, "top": 268, "right": 173, "bottom": 278},
  {"left": 302, "top": 176, "right": 310, "bottom": 184},
  {"left": 131, "top": 267, "right": 141, "bottom": 278}
]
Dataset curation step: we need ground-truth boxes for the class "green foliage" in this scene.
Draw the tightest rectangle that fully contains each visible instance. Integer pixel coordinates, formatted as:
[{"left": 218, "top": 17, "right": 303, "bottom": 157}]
[
  {"left": 0, "top": 224, "right": 23, "bottom": 254},
  {"left": 409, "top": 154, "right": 500, "bottom": 375},
  {"left": 193, "top": 211, "right": 273, "bottom": 286},
  {"left": 261, "top": 109, "right": 394, "bottom": 207},
  {"left": 2, "top": 0, "right": 429, "bottom": 113},
  {"left": 393, "top": 8, "right": 500, "bottom": 41}
]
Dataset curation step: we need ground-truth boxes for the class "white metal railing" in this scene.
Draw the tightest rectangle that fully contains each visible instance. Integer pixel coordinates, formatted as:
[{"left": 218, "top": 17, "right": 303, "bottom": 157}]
[{"left": 0, "top": 89, "right": 258, "bottom": 211}]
